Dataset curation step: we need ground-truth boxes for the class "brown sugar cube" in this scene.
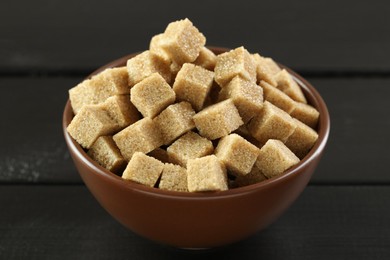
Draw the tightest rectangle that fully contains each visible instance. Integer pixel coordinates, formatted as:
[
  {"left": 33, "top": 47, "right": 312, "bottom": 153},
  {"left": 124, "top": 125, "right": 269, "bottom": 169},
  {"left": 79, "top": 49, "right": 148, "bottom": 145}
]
[
  {"left": 153, "top": 102, "right": 196, "bottom": 145},
  {"left": 187, "top": 155, "right": 228, "bottom": 192},
  {"left": 67, "top": 105, "right": 120, "bottom": 149},
  {"left": 113, "top": 117, "right": 163, "bottom": 161},
  {"left": 252, "top": 53, "right": 279, "bottom": 87},
  {"left": 215, "top": 134, "right": 260, "bottom": 176},
  {"left": 256, "top": 139, "right": 300, "bottom": 178},
  {"left": 214, "top": 46, "right": 257, "bottom": 87},
  {"left": 100, "top": 95, "right": 140, "bottom": 128},
  {"left": 193, "top": 99, "right": 243, "bottom": 140},
  {"left": 69, "top": 83, "right": 94, "bottom": 114},
  {"left": 274, "top": 69, "right": 307, "bottom": 103},
  {"left": 264, "top": 57, "right": 282, "bottom": 75},
  {"left": 97, "top": 67, "right": 129, "bottom": 93},
  {"left": 159, "top": 163, "right": 188, "bottom": 192},
  {"left": 285, "top": 118, "right": 319, "bottom": 159},
  {"left": 148, "top": 148, "right": 171, "bottom": 163},
  {"left": 219, "top": 76, "right": 264, "bottom": 123},
  {"left": 150, "top": 33, "right": 182, "bottom": 77},
  {"left": 69, "top": 67, "right": 129, "bottom": 114},
  {"left": 248, "top": 101, "right": 297, "bottom": 144},
  {"left": 235, "top": 163, "right": 268, "bottom": 187},
  {"left": 173, "top": 63, "right": 214, "bottom": 111},
  {"left": 122, "top": 152, "right": 164, "bottom": 187},
  {"left": 193, "top": 47, "right": 217, "bottom": 70},
  {"left": 87, "top": 136, "right": 127, "bottom": 174},
  {"left": 290, "top": 102, "right": 320, "bottom": 129},
  {"left": 150, "top": 33, "right": 171, "bottom": 62},
  {"left": 127, "top": 50, "right": 171, "bottom": 86},
  {"left": 160, "top": 18, "right": 206, "bottom": 65},
  {"left": 99, "top": 67, "right": 129, "bottom": 93},
  {"left": 167, "top": 131, "right": 214, "bottom": 167},
  {"left": 131, "top": 73, "right": 176, "bottom": 118},
  {"left": 260, "top": 80, "right": 296, "bottom": 114}
]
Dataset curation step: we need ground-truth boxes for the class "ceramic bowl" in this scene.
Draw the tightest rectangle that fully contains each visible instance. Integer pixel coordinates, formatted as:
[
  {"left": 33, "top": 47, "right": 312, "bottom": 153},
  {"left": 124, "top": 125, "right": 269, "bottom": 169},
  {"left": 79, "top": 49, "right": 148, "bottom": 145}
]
[{"left": 63, "top": 47, "right": 330, "bottom": 249}]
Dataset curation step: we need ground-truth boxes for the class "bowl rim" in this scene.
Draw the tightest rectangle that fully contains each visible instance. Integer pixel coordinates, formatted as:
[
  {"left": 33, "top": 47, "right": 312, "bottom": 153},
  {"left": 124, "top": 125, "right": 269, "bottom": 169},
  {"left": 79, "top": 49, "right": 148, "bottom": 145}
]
[{"left": 63, "top": 46, "right": 330, "bottom": 200}]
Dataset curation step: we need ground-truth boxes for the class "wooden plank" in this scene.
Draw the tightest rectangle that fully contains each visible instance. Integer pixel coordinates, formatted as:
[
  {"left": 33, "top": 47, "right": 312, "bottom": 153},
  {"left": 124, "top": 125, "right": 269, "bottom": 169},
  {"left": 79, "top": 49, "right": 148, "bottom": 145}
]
[
  {"left": 0, "top": 185, "right": 389, "bottom": 259},
  {"left": 0, "top": 77, "right": 82, "bottom": 183},
  {"left": 0, "top": 77, "right": 389, "bottom": 183},
  {"left": 0, "top": 0, "right": 389, "bottom": 72},
  {"left": 309, "top": 77, "right": 390, "bottom": 184}
]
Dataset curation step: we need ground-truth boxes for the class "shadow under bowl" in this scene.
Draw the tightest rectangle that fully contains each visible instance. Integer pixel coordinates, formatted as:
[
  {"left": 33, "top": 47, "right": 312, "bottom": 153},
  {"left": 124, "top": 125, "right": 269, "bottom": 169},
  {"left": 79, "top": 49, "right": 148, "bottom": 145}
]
[{"left": 63, "top": 47, "right": 330, "bottom": 249}]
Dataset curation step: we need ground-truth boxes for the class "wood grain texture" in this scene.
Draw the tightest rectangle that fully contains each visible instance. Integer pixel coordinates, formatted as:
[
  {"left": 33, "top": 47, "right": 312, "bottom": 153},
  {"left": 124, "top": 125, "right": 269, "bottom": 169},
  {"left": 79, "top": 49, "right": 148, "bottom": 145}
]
[
  {"left": 0, "top": 77, "right": 389, "bottom": 184},
  {"left": 0, "top": 77, "right": 82, "bottom": 183},
  {"left": 309, "top": 77, "right": 390, "bottom": 184},
  {"left": 0, "top": 185, "right": 388, "bottom": 259},
  {"left": 0, "top": 0, "right": 389, "bottom": 72}
]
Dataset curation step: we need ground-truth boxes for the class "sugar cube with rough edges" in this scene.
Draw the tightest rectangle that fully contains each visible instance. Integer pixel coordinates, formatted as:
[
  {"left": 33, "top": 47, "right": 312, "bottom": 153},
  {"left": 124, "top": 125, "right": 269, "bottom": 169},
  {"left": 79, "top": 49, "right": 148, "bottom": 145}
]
[
  {"left": 264, "top": 57, "right": 282, "bottom": 75},
  {"left": 113, "top": 117, "right": 163, "bottom": 161},
  {"left": 67, "top": 105, "right": 120, "bottom": 149},
  {"left": 256, "top": 139, "right": 300, "bottom": 178},
  {"left": 87, "top": 136, "right": 127, "bottom": 173},
  {"left": 69, "top": 67, "right": 129, "bottom": 114},
  {"left": 167, "top": 131, "right": 214, "bottom": 167},
  {"left": 248, "top": 101, "right": 297, "bottom": 144},
  {"left": 101, "top": 95, "right": 140, "bottom": 128},
  {"left": 215, "top": 133, "right": 260, "bottom": 176},
  {"left": 193, "top": 99, "right": 243, "bottom": 140},
  {"left": 159, "top": 163, "right": 188, "bottom": 192},
  {"left": 160, "top": 18, "right": 206, "bottom": 65},
  {"left": 274, "top": 69, "right": 307, "bottom": 103},
  {"left": 150, "top": 33, "right": 171, "bottom": 62},
  {"left": 173, "top": 63, "right": 214, "bottom": 111},
  {"left": 149, "top": 33, "right": 182, "bottom": 76},
  {"left": 290, "top": 102, "right": 319, "bottom": 129},
  {"left": 193, "top": 47, "right": 217, "bottom": 70},
  {"left": 214, "top": 46, "right": 256, "bottom": 87},
  {"left": 260, "top": 80, "right": 296, "bottom": 114},
  {"left": 252, "top": 54, "right": 279, "bottom": 86},
  {"left": 187, "top": 155, "right": 228, "bottom": 192},
  {"left": 127, "top": 50, "right": 171, "bottom": 86},
  {"left": 219, "top": 76, "right": 263, "bottom": 123},
  {"left": 122, "top": 152, "right": 164, "bottom": 187},
  {"left": 131, "top": 73, "right": 175, "bottom": 118},
  {"left": 153, "top": 102, "right": 196, "bottom": 145},
  {"left": 285, "top": 118, "right": 319, "bottom": 159}
]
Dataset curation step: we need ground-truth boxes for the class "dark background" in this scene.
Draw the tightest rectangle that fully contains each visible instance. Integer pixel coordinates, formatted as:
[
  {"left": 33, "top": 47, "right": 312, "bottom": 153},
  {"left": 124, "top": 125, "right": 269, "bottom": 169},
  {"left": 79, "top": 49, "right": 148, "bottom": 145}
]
[{"left": 1, "top": 0, "right": 389, "bottom": 258}]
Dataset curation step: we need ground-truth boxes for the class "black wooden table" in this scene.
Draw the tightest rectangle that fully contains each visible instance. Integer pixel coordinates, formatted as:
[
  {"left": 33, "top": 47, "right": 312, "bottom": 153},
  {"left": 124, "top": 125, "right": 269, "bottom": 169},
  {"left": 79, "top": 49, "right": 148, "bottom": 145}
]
[{"left": 1, "top": 0, "right": 390, "bottom": 259}]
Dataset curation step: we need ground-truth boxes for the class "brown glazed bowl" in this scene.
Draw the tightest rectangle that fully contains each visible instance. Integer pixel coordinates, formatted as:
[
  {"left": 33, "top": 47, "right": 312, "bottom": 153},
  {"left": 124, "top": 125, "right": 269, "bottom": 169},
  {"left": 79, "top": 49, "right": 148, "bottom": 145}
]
[{"left": 63, "top": 47, "right": 330, "bottom": 249}]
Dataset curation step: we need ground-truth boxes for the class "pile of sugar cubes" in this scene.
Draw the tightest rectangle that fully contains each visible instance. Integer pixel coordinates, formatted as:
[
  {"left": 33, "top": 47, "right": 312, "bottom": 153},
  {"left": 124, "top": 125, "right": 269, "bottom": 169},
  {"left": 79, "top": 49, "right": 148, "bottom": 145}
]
[{"left": 67, "top": 18, "right": 319, "bottom": 192}]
